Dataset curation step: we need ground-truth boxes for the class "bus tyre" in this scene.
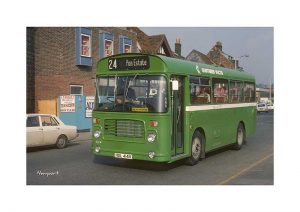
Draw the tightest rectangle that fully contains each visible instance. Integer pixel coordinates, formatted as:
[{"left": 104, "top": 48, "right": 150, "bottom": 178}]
[
  {"left": 233, "top": 123, "right": 245, "bottom": 150},
  {"left": 186, "top": 131, "right": 203, "bottom": 166},
  {"left": 56, "top": 135, "right": 67, "bottom": 149}
]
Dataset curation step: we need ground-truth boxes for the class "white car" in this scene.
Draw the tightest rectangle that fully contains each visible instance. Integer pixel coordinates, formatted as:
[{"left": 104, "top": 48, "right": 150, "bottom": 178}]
[
  {"left": 267, "top": 102, "right": 274, "bottom": 110},
  {"left": 257, "top": 102, "right": 268, "bottom": 113},
  {"left": 26, "top": 114, "right": 78, "bottom": 148}
]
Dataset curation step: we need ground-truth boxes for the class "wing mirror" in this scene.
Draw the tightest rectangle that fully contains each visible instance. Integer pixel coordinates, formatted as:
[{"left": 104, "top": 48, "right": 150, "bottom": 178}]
[{"left": 171, "top": 80, "right": 179, "bottom": 91}]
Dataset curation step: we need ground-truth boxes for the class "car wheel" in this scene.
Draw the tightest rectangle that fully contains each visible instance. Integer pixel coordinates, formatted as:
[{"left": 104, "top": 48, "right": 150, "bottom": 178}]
[
  {"left": 233, "top": 123, "right": 245, "bottom": 150},
  {"left": 185, "top": 131, "right": 204, "bottom": 166},
  {"left": 56, "top": 135, "right": 67, "bottom": 149}
]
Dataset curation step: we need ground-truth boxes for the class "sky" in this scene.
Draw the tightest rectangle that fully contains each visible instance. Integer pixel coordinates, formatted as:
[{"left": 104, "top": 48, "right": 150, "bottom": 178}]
[{"left": 140, "top": 27, "right": 273, "bottom": 85}]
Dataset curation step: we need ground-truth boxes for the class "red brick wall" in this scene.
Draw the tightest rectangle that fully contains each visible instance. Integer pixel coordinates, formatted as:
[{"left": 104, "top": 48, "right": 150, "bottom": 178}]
[
  {"left": 207, "top": 43, "right": 235, "bottom": 69},
  {"left": 27, "top": 27, "right": 137, "bottom": 113}
]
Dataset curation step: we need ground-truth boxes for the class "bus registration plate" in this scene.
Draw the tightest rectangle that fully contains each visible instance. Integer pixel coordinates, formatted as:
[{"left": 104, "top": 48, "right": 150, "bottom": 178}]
[{"left": 114, "top": 153, "right": 133, "bottom": 159}]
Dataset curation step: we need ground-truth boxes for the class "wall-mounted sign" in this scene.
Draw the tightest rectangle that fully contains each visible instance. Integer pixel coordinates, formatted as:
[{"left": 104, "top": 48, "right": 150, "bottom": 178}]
[
  {"left": 60, "top": 95, "right": 75, "bottom": 112},
  {"left": 85, "top": 96, "right": 95, "bottom": 117},
  {"left": 108, "top": 56, "right": 150, "bottom": 70}
]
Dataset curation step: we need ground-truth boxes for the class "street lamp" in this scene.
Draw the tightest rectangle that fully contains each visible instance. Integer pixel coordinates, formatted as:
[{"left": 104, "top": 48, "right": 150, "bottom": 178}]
[{"left": 235, "top": 54, "right": 249, "bottom": 69}]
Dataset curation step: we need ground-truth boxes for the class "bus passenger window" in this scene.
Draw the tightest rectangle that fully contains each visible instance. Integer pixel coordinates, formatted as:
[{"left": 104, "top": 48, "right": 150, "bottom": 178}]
[
  {"left": 229, "top": 81, "right": 243, "bottom": 103},
  {"left": 190, "top": 77, "right": 211, "bottom": 104},
  {"left": 244, "top": 82, "right": 255, "bottom": 102},
  {"left": 212, "top": 78, "right": 228, "bottom": 103}
]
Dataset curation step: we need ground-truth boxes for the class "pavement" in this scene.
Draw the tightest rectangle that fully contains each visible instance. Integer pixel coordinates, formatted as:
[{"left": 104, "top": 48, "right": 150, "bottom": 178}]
[{"left": 73, "top": 131, "right": 92, "bottom": 142}]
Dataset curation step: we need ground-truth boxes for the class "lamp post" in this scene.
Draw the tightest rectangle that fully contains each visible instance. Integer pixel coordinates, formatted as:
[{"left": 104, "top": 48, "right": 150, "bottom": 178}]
[{"left": 234, "top": 54, "right": 249, "bottom": 69}]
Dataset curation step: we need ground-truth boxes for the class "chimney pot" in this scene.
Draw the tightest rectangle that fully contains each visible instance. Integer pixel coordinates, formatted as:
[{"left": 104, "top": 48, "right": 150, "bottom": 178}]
[{"left": 175, "top": 37, "right": 182, "bottom": 56}]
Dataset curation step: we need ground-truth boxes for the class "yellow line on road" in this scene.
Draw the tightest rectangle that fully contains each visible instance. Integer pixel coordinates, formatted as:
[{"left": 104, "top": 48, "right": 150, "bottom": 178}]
[{"left": 218, "top": 153, "right": 273, "bottom": 185}]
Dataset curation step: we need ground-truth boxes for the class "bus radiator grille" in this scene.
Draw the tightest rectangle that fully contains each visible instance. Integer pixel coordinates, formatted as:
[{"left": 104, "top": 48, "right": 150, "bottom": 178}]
[{"left": 104, "top": 119, "right": 145, "bottom": 138}]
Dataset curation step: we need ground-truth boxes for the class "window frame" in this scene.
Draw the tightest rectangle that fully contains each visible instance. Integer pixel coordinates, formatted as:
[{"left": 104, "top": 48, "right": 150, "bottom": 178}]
[
  {"left": 212, "top": 78, "right": 229, "bottom": 104},
  {"left": 124, "top": 43, "right": 132, "bottom": 53},
  {"left": 80, "top": 33, "right": 91, "bottom": 57},
  {"left": 243, "top": 81, "right": 256, "bottom": 102},
  {"left": 41, "top": 116, "right": 59, "bottom": 127},
  {"left": 26, "top": 116, "right": 40, "bottom": 127},
  {"left": 229, "top": 80, "right": 244, "bottom": 103},
  {"left": 104, "top": 38, "right": 114, "bottom": 57},
  {"left": 189, "top": 76, "right": 212, "bottom": 105},
  {"left": 70, "top": 85, "right": 83, "bottom": 96}
]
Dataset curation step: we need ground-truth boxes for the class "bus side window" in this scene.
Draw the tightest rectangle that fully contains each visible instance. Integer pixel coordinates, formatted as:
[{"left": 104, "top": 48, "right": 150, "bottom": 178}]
[
  {"left": 244, "top": 82, "right": 255, "bottom": 102},
  {"left": 229, "top": 80, "right": 243, "bottom": 103},
  {"left": 189, "top": 76, "right": 211, "bottom": 104},
  {"left": 212, "top": 78, "right": 228, "bottom": 103}
]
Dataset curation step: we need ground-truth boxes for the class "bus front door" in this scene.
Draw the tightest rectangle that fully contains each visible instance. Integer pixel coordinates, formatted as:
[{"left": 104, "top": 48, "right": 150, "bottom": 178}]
[{"left": 171, "top": 76, "right": 184, "bottom": 156}]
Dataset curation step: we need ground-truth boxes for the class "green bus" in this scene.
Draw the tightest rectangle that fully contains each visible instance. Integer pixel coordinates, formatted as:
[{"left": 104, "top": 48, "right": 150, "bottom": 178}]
[{"left": 91, "top": 53, "right": 256, "bottom": 165}]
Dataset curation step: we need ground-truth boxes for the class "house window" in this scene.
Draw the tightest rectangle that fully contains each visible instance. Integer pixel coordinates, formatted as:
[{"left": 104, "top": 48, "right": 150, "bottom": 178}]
[
  {"left": 104, "top": 39, "right": 113, "bottom": 57},
  {"left": 124, "top": 44, "right": 132, "bottom": 53},
  {"left": 81, "top": 34, "right": 91, "bottom": 57},
  {"left": 70, "top": 85, "right": 83, "bottom": 95},
  {"left": 76, "top": 27, "right": 92, "bottom": 66},
  {"left": 158, "top": 46, "right": 165, "bottom": 54},
  {"left": 119, "top": 36, "right": 133, "bottom": 53},
  {"left": 100, "top": 32, "right": 114, "bottom": 58}
]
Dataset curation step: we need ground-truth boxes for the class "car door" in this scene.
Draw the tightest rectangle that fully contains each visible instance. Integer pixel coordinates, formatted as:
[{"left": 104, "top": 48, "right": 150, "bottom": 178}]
[
  {"left": 26, "top": 115, "right": 43, "bottom": 147},
  {"left": 41, "top": 115, "right": 61, "bottom": 145}
]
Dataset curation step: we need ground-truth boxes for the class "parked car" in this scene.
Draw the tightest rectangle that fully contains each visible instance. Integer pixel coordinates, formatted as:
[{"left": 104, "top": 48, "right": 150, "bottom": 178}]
[
  {"left": 267, "top": 102, "right": 274, "bottom": 111},
  {"left": 257, "top": 102, "right": 268, "bottom": 113},
  {"left": 26, "top": 114, "right": 78, "bottom": 148}
]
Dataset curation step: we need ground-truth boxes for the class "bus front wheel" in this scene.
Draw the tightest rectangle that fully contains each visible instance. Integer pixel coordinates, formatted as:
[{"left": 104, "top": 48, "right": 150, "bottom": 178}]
[
  {"left": 233, "top": 123, "right": 245, "bottom": 150},
  {"left": 186, "top": 131, "right": 204, "bottom": 166}
]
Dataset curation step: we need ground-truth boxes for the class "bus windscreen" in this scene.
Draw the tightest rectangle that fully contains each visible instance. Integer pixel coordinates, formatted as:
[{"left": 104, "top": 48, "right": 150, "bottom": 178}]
[{"left": 95, "top": 75, "right": 168, "bottom": 113}]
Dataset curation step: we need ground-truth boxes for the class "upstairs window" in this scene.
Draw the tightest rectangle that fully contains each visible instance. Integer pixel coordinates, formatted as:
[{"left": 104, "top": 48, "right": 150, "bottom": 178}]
[
  {"left": 104, "top": 39, "right": 113, "bottom": 57},
  {"left": 124, "top": 43, "right": 132, "bottom": 53},
  {"left": 100, "top": 32, "right": 114, "bottom": 58},
  {"left": 158, "top": 46, "right": 165, "bottom": 54},
  {"left": 119, "top": 36, "right": 132, "bottom": 54},
  {"left": 76, "top": 27, "right": 92, "bottom": 66},
  {"left": 81, "top": 34, "right": 91, "bottom": 57}
]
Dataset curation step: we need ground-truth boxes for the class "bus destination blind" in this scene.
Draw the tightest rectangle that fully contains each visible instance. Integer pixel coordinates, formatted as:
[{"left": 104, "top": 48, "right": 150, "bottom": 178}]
[{"left": 108, "top": 56, "right": 150, "bottom": 71}]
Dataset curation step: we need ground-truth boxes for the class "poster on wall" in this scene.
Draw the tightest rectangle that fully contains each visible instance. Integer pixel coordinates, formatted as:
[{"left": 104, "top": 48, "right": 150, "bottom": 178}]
[
  {"left": 60, "top": 95, "right": 75, "bottom": 112},
  {"left": 85, "top": 96, "right": 95, "bottom": 117}
]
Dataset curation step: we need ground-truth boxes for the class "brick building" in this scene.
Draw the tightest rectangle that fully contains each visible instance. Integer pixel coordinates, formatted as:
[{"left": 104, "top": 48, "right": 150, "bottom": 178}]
[
  {"left": 207, "top": 41, "right": 236, "bottom": 69},
  {"left": 186, "top": 49, "right": 215, "bottom": 65},
  {"left": 127, "top": 27, "right": 173, "bottom": 57},
  {"left": 26, "top": 27, "right": 138, "bottom": 114}
]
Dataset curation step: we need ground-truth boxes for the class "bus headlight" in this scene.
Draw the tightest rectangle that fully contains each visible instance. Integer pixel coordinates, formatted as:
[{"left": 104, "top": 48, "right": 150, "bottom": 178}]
[
  {"left": 147, "top": 133, "right": 156, "bottom": 143},
  {"left": 95, "top": 146, "right": 101, "bottom": 153},
  {"left": 94, "top": 130, "right": 101, "bottom": 138},
  {"left": 148, "top": 151, "right": 156, "bottom": 159}
]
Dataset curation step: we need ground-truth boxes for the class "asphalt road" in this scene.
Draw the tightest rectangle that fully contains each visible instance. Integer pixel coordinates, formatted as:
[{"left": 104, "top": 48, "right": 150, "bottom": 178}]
[{"left": 27, "top": 111, "right": 273, "bottom": 185}]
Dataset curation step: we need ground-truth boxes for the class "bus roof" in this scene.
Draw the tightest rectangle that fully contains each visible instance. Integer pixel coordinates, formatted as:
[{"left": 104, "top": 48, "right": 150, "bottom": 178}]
[{"left": 97, "top": 53, "right": 255, "bottom": 82}]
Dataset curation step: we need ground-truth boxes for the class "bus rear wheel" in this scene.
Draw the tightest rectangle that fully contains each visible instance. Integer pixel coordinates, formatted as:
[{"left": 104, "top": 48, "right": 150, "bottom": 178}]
[
  {"left": 186, "top": 131, "right": 204, "bottom": 166},
  {"left": 233, "top": 123, "right": 245, "bottom": 150}
]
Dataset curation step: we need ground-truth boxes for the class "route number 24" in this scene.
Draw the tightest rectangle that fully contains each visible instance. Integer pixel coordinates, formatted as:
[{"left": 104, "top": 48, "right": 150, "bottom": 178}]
[{"left": 108, "top": 59, "right": 117, "bottom": 70}]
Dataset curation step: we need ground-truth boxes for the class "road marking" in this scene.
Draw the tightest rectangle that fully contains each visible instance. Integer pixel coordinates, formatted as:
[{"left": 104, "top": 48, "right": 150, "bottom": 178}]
[{"left": 218, "top": 153, "right": 273, "bottom": 185}]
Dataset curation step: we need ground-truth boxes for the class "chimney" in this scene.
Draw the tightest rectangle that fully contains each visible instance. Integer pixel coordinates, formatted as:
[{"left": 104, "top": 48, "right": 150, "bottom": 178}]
[
  {"left": 215, "top": 41, "right": 222, "bottom": 51},
  {"left": 175, "top": 37, "right": 181, "bottom": 56}
]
